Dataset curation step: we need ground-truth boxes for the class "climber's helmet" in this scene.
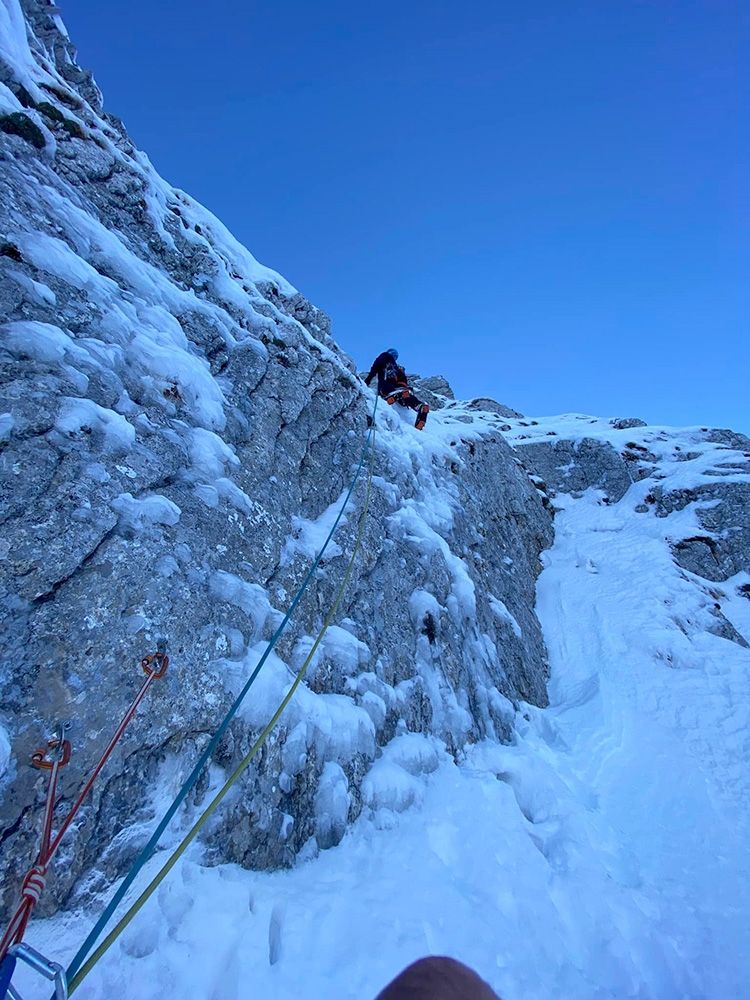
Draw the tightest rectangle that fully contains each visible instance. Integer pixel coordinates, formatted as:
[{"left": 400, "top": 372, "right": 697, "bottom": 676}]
[{"left": 386, "top": 348, "right": 399, "bottom": 360}]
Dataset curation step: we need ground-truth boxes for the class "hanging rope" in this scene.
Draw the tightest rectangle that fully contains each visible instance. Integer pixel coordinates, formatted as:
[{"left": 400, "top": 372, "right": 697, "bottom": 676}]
[
  {"left": 0, "top": 649, "right": 168, "bottom": 983},
  {"left": 65, "top": 396, "right": 378, "bottom": 988},
  {"left": 0, "top": 735, "right": 67, "bottom": 964},
  {"left": 68, "top": 414, "right": 376, "bottom": 993}
]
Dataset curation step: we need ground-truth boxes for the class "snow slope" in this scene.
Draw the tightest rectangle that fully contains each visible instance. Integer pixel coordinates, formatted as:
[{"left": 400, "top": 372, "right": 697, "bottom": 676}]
[{"left": 16, "top": 411, "right": 750, "bottom": 1000}]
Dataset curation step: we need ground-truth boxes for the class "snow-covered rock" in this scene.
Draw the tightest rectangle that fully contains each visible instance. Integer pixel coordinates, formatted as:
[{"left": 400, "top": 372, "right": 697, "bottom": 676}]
[
  {"left": 0, "top": 0, "right": 552, "bottom": 919},
  {"left": 1, "top": 5, "right": 748, "bottom": 996}
]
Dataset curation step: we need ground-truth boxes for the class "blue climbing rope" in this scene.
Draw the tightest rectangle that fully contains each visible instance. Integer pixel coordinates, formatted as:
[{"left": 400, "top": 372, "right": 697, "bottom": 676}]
[{"left": 65, "top": 394, "right": 378, "bottom": 985}]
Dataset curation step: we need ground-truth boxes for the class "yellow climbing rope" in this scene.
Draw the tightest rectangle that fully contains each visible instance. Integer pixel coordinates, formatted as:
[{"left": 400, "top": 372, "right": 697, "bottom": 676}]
[{"left": 68, "top": 420, "right": 376, "bottom": 994}]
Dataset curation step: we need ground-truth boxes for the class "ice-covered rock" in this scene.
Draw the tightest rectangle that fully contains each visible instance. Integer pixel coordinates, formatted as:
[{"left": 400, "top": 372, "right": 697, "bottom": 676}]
[{"left": 501, "top": 414, "right": 750, "bottom": 599}]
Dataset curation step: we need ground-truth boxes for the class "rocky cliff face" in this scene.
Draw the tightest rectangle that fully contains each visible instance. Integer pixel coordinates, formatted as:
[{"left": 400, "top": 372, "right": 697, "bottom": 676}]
[
  {"left": 0, "top": 0, "right": 554, "bottom": 920},
  {"left": 3, "top": 0, "right": 748, "bottom": 939}
]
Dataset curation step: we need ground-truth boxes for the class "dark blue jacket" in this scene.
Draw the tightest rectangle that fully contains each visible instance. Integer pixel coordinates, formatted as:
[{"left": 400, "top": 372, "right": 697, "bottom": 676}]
[{"left": 365, "top": 352, "right": 403, "bottom": 392}]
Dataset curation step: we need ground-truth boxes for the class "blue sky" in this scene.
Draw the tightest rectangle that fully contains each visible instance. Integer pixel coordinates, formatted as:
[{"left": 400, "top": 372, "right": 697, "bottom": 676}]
[{"left": 63, "top": 0, "right": 749, "bottom": 432}]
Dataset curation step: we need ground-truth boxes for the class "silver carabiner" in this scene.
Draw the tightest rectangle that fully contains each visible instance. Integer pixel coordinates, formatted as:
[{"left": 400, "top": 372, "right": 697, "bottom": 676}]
[
  {"left": 49, "top": 722, "right": 72, "bottom": 763},
  {"left": 6, "top": 943, "right": 67, "bottom": 1000}
]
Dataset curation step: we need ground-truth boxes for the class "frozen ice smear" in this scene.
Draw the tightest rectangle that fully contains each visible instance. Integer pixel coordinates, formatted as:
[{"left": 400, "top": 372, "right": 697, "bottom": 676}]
[
  {"left": 0, "top": 413, "right": 14, "bottom": 443},
  {"left": 488, "top": 594, "right": 523, "bottom": 638},
  {"left": 5, "top": 270, "right": 56, "bottom": 305},
  {"left": 319, "top": 625, "right": 370, "bottom": 674},
  {"left": 187, "top": 428, "right": 240, "bottom": 481},
  {"left": 0, "top": 0, "right": 41, "bottom": 100},
  {"left": 2, "top": 320, "right": 92, "bottom": 365},
  {"left": 222, "top": 643, "right": 375, "bottom": 769},
  {"left": 56, "top": 399, "right": 136, "bottom": 454},
  {"left": 208, "top": 572, "right": 271, "bottom": 639},
  {"left": 280, "top": 491, "right": 351, "bottom": 565},
  {"left": 314, "top": 761, "right": 350, "bottom": 850},
  {"left": 111, "top": 492, "right": 181, "bottom": 530}
]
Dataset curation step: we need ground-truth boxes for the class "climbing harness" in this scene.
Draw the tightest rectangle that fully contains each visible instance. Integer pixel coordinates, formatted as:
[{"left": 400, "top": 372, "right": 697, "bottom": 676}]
[
  {"left": 64, "top": 397, "right": 379, "bottom": 990},
  {"left": 67, "top": 415, "right": 377, "bottom": 993},
  {"left": 0, "top": 647, "right": 168, "bottom": 999}
]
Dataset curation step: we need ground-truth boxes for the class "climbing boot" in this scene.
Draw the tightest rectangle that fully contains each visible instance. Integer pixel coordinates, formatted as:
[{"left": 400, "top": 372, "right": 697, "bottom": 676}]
[{"left": 415, "top": 403, "right": 429, "bottom": 430}]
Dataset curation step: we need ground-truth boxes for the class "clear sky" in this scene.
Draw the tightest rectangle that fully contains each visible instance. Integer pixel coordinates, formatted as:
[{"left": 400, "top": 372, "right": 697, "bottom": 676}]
[{"left": 62, "top": 0, "right": 748, "bottom": 432}]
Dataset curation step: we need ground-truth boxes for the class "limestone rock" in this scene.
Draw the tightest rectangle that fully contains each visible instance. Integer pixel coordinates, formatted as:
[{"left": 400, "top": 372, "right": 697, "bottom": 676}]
[
  {"left": 0, "top": 0, "right": 554, "bottom": 920},
  {"left": 662, "top": 481, "right": 750, "bottom": 582},
  {"left": 412, "top": 375, "right": 455, "bottom": 408},
  {"left": 610, "top": 417, "right": 647, "bottom": 430},
  {"left": 513, "top": 437, "right": 634, "bottom": 503},
  {"left": 467, "top": 399, "right": 523, "bottom": 418}
]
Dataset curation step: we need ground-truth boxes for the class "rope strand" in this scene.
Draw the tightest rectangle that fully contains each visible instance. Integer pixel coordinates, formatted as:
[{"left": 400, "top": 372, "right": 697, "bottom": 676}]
[
  {"left": 65, "top": 397, "right": 378, "bottom": 987},
  {"left": 68, "top": 415, "right": 376, "bottom": 993}
]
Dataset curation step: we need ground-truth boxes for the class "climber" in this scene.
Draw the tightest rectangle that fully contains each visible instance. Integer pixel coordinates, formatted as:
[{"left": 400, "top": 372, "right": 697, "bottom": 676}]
[{"left": 364, "top": 348, "right": 429, "bottom": 430}]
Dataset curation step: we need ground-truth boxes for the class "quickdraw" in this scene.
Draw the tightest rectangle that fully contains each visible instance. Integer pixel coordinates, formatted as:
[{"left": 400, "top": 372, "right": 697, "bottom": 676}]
[
  {"left": 0, "top": 645, "right": 169, "bottom": 995},
  {"left": 0, "top": 723, "right": 71, "bottom": 967},
  {"left": 30, "top": 732, "right": 71, "bottom": 770},
  {"left": 141, "top": 650, "right": 169, "bottom": 678}
]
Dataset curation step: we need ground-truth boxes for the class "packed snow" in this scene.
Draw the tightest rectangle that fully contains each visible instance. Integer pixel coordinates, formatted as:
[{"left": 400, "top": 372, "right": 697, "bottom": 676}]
[{"left": 10, "top": 407, "right": 747, "bottom": 1000}]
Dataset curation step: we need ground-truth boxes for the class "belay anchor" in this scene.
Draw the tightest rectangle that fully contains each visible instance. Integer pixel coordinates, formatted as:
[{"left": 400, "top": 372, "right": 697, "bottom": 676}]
[{"left": 0, "top": 644, "right": 170, "bottom": 1000}]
